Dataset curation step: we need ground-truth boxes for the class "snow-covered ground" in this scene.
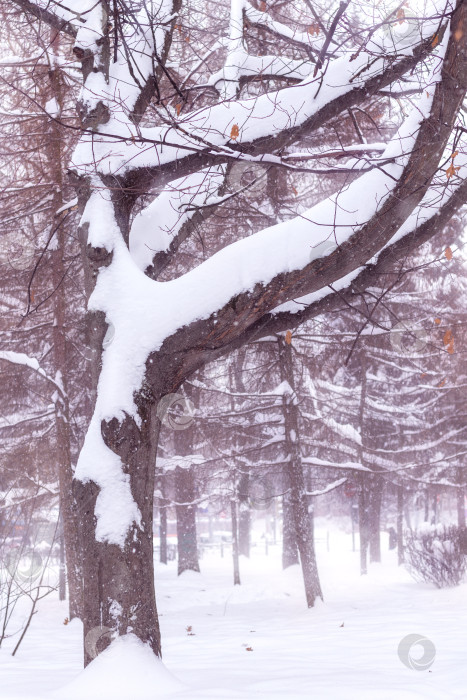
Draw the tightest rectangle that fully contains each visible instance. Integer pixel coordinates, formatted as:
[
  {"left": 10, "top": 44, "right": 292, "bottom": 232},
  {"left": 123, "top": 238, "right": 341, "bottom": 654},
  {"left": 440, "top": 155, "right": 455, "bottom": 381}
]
[{"left": 1, "top": 522, "right": 466, "bottom": 700}]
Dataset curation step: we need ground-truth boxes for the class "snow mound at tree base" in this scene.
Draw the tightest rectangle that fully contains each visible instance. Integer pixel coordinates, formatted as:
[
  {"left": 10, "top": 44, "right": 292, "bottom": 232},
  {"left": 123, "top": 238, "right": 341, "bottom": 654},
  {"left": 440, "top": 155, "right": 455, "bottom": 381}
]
[{"left": 51, "top": 634, "right": 185, "bottom": 700}]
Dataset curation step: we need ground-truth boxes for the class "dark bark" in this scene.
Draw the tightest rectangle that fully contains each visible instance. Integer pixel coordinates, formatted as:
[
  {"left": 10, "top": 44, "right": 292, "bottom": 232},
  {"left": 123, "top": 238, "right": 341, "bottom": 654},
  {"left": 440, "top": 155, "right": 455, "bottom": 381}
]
[
  {"left": 282, "top": 490, "right": 299, "bottom": 568},
  {"left": 159, "top": 501, "right": 168, "bottom": 566},
  {"left": 231, "top": 353, "right": 250, "bottom": 564},
  {"left": 48, "top": 52, "right": 83, "bottom": 620},
  {"left": 357, "top": 351, "right": 369, "bottom": 575},
  {"left": 52, "top": 244, "right": 83, "bottom": 619},
  {"left": 175, "top": 466, "right": 200, "bottom": 575},
  {"left": 358, "top": 476, "right": 369, "bottom": 576},
  {"left": 368, "top": 475, "right": 384, "bottom": 563},
  {"left": 11, "top": 0, "right": 78, "bottom": 36},
  {"left": 74, "top": 409, "right": 161, "bottom": 667},
  {"left": 278, "top": 337, "right": 322, "bottom": 606},
  {"left": 155, "top": 471, "right": 168, "bottom": 565}
]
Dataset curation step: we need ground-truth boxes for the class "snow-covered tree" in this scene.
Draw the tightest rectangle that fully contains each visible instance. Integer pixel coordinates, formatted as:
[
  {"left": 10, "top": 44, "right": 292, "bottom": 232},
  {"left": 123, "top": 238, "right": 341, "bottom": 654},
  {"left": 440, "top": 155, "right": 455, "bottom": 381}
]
[{"left": 7, "top": 0, "right": 467, "bottom": 669}]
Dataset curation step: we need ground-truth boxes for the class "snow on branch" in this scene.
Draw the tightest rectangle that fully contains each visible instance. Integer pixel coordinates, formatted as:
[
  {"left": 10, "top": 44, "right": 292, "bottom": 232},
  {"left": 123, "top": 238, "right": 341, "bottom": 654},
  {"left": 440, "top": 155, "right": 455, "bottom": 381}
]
[
  {"left": 71, "top": 4, "right": 448, "bottom": 179},
  {"left": 305, "top": 478, "right": 348, "bottom": 496},
  {"left": 72, "top": 1, "right": 463, "bottom": 550},
  {"left": 80, "top": 21, "right": 454, "bottom": 430},
  {"left": 244, "top": 2, "right": 324, "bottom": 53},
  {"left": 129, "top": 167, "right": 225, "bottom": 273},
  {"left": 0, "top": 350, "right": 63, "bottom": 395},
  {"left": 10, "top": 0, "right": 81, "bottom": 37},
  {"left": 302, "top": 457, "right": 369, "bottom": 471}
]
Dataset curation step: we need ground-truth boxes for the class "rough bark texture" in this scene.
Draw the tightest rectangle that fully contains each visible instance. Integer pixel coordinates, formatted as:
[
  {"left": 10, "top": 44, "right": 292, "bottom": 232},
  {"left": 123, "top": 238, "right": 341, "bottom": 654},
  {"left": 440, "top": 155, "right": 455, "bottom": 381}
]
[
  {"left": 75, "top": 408, "right": 161, "bottom": 666},
  {"left": 278, "top": 337, "right": 322, "bottom": 606},
  {"left": 48, "top": 48, "right": 83, "bottom": 620}
]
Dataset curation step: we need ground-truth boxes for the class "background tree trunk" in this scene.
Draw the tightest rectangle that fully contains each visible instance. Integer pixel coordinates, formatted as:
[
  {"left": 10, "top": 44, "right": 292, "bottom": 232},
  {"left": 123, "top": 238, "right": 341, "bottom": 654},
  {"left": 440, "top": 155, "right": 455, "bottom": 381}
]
[
  {"left": 175, "top": 466, "right": 200, "bottom": 575},
  {"left": 457, "top": 467, "right": 465, "bottom": 529},
  {"left": 397, "top": 484, "right": 404, "bottom": 566},
  {"left": 159, "top": 501, "right": 168, "bottom": 565},
  {"left": 358, "top": 477, "right": 369, "bottom": 576},
  {"left": 282, "top": 491, "right": 299, "bottom": 568},
  {"left": 231, "top": 498, "right": 241, "bottom": 585},
  {"left": 368, "top": 475, "right": 384, "bottom": 563},
  {"left": 48, "top": 49, "right": 83, "bottom": 619},
  {"left": 357, "top": 351, "right": 369, "bottom": 575},
  {"left": 278, "top": 337, "right": 322, "bottom": 606},
  {"left": 238, "top": 470, "right": 251, "bottom": 557}
]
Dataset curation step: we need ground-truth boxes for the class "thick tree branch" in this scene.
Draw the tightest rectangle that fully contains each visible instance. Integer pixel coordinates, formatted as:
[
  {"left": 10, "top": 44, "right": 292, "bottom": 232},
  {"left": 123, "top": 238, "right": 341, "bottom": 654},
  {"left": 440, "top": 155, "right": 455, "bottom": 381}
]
[
  {"left": 0, "top": 350, "right": 64, "bottom": 396},
  {"left": 143, "top": 1, "right": 467, "bottom": 395},
  {"left": 130, "top": 0, "right": 182, "bottom": 125},
  {"left": 119, "top": 25, "right": 447, "bottom": 196},
  {"left": 224, "top": 174, "right": 467, "bottom": 347},
  {"left": 10, "top": 0, "right": 79, "bottom": 37}
]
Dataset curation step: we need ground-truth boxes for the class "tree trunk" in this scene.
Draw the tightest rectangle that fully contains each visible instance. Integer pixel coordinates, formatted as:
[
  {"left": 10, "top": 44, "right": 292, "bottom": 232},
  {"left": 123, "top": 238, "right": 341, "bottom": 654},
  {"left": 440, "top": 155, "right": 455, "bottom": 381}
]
[
  {"left": 397, "top": 484, "right": 404, "bottom": 566},
  {"left": 238, "top": 471, "right": 251, "bottom": 557},
  {"left": 48, "top": 49, "right": 83, "bottom": 620},
  {"left": 156, "top": 470, "right": 168, "bottom": 564},
  {"left": 58, "top": 512, "right": 66, "bottom": 602},
  {"left": 175, "top": 466, "right": 200, "bottom": 575},
  {"left": 230, "top": 498, "right": 241, "bottom": 585},
  {"left": 457, "top": 467, "right": 466, "bottom": 529},
  {"left": 159, "top": 500, "right": 168, "bottom": 565},
  {"left": 358, "top": 476, "right": 369, "bottom": 576},
  {"left": 282, "top": 490, "right": 299, "bottom": 568},
  {"left": 357, "top": 350, "right": 369, "bottom": 575},
  {"left": 404, "top": 501, "right": 412, "bottom": 531},
  {"left": 231, "top": 354, "right": 250, "bottom": 559},
  {"left": 424, "top": 490, "right": 430, "bottom": 522},
  {"left": 432, "top": 492, "right": 438, "bottom": 524},
  {"left": 368, "top": 475, "right": 383, "bottom": 563},
  {"left": 278, "top": 338, "right": 322, "bottom": 606},
  {"left": 74, "top": 410, "right": 161, "bottom": 667}
]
